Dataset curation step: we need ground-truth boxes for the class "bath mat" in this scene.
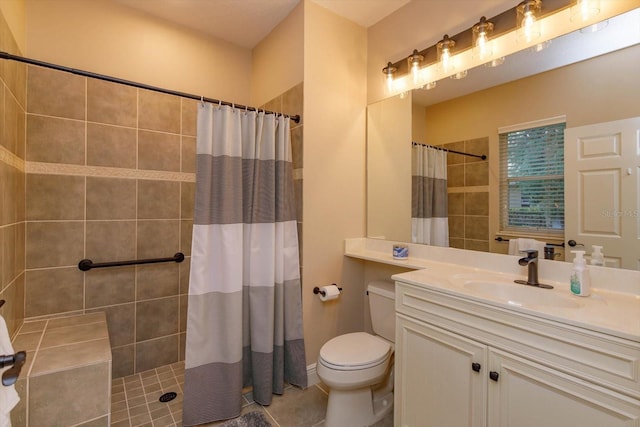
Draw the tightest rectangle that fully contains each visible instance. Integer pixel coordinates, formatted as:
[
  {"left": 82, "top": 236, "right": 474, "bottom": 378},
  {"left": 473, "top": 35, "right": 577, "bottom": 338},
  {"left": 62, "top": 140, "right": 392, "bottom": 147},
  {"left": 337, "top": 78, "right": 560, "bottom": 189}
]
[{"left": 218, "top": 411, "right": 273, "bottom": 427}]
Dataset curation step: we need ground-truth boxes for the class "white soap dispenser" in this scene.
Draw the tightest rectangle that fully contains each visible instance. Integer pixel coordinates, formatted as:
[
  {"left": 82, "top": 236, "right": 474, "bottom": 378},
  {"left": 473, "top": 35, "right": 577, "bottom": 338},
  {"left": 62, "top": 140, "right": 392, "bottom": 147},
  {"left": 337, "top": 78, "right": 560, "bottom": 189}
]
[
  {"left": 590, "top": 245, "right": 605, "bottom": 266},
  {"left": 570, "top": 250, "right": 591, "bottom": 297}
]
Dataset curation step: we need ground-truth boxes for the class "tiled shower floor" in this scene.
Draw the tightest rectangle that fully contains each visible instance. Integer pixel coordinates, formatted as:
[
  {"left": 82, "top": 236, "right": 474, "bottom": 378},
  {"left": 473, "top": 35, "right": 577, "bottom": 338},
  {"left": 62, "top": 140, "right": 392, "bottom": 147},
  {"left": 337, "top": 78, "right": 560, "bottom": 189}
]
[{"left": 111, "top": 362, "right": 396, "bottom": 426}]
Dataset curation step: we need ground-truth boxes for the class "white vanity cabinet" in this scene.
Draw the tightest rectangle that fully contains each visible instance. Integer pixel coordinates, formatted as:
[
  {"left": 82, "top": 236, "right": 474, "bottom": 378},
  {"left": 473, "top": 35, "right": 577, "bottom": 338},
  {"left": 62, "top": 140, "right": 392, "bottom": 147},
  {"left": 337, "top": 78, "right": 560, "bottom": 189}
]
[{"left": 394, "top": 280, "right": 640, "bottom": 427}]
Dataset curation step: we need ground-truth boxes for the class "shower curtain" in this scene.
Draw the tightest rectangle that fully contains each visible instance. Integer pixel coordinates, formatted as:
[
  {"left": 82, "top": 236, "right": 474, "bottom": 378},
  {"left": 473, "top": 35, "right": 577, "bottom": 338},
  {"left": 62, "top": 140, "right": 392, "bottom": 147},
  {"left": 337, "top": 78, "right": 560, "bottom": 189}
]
[
  {"left": 412, "top": 144, "right": 449, "bottom": 246},
  {"left": 183, "top": 104, "right": 307, "bottom": 425}
]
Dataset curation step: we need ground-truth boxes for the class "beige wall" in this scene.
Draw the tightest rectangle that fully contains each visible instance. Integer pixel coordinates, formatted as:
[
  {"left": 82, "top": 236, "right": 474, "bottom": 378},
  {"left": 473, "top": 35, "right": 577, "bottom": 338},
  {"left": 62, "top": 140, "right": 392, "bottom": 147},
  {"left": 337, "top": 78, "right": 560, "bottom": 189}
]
[
  {"left": 0, "top": 0, "right": 25, "bottom": 52},
  {"left": 24, "top": 0, "right": 252, "bottom": 105},
  {"left": 302, "top": 0, "right": 367, "bottom": 365},
  {"left": 423, "top": 44, "right": 640, "bottom": 253},
  {"left": 251, "top": 1, "right": 304, "bottom": 107}
]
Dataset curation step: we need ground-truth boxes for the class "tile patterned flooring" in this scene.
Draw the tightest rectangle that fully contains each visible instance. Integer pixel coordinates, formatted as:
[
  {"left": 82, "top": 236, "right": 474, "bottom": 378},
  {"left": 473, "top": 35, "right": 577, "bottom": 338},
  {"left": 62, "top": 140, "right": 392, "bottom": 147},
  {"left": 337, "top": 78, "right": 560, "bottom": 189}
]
[{"left": 110, "top": 362, "right": 394, "bottom": 427}]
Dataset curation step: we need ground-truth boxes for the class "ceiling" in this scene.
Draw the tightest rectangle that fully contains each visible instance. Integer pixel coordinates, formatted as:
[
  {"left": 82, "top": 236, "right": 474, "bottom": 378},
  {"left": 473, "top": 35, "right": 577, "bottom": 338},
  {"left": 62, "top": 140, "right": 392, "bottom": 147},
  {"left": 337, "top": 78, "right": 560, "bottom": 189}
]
[{"left": 114, "top": 0, "right": 411, "bottom": 48}]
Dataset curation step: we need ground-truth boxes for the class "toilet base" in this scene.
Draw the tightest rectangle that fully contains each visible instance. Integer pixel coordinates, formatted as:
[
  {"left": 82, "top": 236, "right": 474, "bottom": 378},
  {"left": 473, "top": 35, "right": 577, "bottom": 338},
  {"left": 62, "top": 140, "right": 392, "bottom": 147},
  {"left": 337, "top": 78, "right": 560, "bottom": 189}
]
[{"left": 324, "top": 387, "right": 393, "bottom": 427}]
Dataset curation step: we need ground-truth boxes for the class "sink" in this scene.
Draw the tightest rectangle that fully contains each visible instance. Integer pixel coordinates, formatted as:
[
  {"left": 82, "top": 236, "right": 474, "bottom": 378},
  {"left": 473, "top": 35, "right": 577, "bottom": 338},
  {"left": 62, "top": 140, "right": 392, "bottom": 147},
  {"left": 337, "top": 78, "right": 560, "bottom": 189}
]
[{"left": 448, "top": 273, "right": 581, "bottom": 309}]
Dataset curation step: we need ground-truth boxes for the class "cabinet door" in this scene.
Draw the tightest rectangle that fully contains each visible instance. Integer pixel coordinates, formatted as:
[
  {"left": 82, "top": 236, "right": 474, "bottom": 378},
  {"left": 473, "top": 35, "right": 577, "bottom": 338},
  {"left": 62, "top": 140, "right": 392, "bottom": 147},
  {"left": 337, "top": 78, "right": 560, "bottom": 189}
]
[
  {"left": 488, "top": 349, "right": 640, "bottom": 427},
  {"left": 395, "top": 314, "right": 487, "bottom": 427}
]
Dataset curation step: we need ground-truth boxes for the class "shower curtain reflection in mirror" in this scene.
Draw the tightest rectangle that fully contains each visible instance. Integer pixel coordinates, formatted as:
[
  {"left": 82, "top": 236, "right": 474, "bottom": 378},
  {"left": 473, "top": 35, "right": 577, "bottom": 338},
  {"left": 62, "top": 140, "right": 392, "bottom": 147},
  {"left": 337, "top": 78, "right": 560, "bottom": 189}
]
[{"left": 412, "top": 144, "right": 449, "bottom": 246}]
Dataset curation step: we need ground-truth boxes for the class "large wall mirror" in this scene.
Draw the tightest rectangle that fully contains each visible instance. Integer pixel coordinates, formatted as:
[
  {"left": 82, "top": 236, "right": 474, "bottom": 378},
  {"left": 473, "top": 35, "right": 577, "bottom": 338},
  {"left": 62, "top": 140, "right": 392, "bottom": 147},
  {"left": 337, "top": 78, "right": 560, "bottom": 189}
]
[{"left": 367, "top": 9, "right": 640, "bottom": 270}]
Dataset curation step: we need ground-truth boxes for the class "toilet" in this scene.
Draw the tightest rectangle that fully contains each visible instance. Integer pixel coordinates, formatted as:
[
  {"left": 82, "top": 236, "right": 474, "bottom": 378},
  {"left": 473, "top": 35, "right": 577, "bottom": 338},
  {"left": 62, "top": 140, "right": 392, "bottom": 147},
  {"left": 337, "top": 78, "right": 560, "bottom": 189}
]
[{"left": 317, "top": 280, "right": 396, "bottom": 427}]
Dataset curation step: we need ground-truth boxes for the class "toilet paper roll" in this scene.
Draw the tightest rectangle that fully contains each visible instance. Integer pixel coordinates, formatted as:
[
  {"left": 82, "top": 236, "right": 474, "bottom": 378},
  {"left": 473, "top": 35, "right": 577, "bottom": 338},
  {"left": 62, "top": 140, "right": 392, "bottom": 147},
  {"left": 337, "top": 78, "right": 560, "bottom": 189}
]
[{"left": 318, "top": 285, "right": 341, "bottom": 302}]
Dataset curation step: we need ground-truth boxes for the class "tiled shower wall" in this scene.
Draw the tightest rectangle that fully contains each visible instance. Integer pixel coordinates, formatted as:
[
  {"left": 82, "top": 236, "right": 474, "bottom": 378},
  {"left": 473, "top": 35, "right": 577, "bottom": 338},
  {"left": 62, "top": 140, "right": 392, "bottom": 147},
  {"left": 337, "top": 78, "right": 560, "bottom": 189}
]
[
  {"left": 445, "top": 137, "right": 490, "bottom": 252},
  {"left": 0, "top": 9, "right": 26, "bottom": 339},
  {"left": 23, "top": 62, "right": 304, "bottom": 379}
]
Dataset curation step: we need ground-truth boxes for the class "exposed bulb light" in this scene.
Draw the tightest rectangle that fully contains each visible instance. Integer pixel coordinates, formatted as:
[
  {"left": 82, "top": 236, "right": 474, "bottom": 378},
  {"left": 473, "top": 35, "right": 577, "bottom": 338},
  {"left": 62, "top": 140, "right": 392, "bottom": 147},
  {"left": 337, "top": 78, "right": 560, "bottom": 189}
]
[
  {"left": 422, "top": 81, "right": 437, "bottom": 90},
  {"left": 484, "top": 57, "right": 505, "bottom": 67},
  {"left": 450, "top": 70, "right": 468, "bottom": 80},
  {"left": 472, "top": 17, "right": 494, "bottom": 61},
  {"left": 408, "top": 49, "right": 424, "bottom": 84},
  {"left": 437, "top": 34, "right": 456, "bottom": 73},
  {"left": 517, "top": 0, "right": 542, "bottom": 44},
  {"left": 382, "top": 62, "right": 397, "bottom": 93},
  {"left": 571, "top": 0, "right": 600, "bottom": 23}
]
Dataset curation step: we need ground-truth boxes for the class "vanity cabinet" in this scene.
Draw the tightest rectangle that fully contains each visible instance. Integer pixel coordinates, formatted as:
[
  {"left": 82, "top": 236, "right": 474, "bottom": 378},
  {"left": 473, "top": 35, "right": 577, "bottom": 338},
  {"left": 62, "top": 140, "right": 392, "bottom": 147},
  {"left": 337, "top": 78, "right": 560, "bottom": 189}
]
[{"left": 394, "top": 281, "right": 640, "bottom": 427}]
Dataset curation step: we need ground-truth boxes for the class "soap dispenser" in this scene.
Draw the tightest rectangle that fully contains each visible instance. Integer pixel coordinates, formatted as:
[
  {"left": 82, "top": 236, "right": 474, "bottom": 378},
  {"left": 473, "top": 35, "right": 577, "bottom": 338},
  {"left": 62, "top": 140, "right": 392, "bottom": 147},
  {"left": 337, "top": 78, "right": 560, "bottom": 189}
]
[
  {"left": 570, "top": 250, "right": 591, "bottom": 297},
  {"left": 590, "top": 245, "right": 605, "bottom": 266}
]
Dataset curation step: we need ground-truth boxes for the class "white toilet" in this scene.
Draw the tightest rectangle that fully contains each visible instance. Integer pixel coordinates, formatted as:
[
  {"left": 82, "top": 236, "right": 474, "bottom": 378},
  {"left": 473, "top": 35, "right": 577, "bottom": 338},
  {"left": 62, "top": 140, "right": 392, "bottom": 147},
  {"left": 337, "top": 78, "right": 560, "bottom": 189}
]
[{"left": 317, "top": 280, "right": 396, "bottom": 427}]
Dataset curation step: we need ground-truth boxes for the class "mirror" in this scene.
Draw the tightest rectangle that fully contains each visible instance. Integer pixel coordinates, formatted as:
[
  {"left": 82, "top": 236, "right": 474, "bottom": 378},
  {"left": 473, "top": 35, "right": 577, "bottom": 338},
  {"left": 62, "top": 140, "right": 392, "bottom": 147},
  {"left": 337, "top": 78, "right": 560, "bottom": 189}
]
[{"left": 367, "top": 9, "right": 640, "bottom": 269}]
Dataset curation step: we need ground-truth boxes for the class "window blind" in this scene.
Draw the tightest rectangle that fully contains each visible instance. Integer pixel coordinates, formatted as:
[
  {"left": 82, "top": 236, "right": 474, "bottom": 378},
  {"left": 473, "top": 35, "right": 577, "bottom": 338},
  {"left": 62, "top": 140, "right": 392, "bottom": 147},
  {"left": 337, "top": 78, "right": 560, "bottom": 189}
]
[{"left": 499, "top": 122, "right": 565, "bottom": 234}]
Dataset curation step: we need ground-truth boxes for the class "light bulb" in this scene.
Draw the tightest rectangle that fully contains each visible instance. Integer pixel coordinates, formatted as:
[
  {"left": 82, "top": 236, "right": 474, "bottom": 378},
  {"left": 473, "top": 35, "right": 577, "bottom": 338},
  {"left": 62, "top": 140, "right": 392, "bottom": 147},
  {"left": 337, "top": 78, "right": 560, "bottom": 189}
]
[
  {"left": 571, "top": 0, "right": 600, "bottom": 22},
  {"left": 408, "top": 49, "right": 424, "bottom": 85},
  {"left": 473, "top": 17, "right": 494, "bottom": 61},
  {"left": 517, "top": 0, "right": 542, "bottom": 44},
  {"left": 441, "top": 48, "right": 451, "bottom": 71}
]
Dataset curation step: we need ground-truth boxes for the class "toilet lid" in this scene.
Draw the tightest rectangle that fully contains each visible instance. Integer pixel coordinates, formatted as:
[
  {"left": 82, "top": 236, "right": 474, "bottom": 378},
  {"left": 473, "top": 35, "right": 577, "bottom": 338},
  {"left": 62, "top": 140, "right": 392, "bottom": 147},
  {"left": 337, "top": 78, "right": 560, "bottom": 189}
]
[{"left": 319, "top": 332, "right": 391, "bottom": 370}]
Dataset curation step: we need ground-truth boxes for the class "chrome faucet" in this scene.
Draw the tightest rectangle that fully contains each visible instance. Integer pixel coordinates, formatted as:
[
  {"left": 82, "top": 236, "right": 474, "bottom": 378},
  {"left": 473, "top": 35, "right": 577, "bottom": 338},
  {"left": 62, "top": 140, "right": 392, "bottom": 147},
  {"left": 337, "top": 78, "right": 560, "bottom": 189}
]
[{"left": 515, "top": 249, "right": 553, "bottom": 289}]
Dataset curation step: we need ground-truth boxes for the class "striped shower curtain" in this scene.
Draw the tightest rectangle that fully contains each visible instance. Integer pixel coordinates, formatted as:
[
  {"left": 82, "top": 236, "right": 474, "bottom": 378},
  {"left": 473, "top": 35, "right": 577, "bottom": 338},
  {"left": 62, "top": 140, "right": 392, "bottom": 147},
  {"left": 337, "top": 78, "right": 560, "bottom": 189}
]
[
  {"left": 412, "top": 144, "right": 449, "bottom": 246},
  {"left": 183, "top": 104, "right": 307, "bottom": 425}
]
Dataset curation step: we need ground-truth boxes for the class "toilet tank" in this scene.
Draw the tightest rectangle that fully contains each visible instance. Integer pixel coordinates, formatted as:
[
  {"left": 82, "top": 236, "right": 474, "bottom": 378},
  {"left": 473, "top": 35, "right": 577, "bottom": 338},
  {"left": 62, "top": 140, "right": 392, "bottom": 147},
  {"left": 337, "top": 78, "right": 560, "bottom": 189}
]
[{"left": 368, "top": 280, "right": 396, "bottom": 343}]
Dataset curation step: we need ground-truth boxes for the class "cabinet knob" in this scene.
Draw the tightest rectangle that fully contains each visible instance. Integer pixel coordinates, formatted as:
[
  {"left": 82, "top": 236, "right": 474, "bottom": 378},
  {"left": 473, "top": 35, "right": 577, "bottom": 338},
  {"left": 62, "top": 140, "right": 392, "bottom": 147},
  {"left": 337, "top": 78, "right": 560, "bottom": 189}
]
[
  {"left": 489, "top": 371, "right": 500, "bottom": 382},
  {"left": 471, "top": 362, "right": 481, "bottom": 372}
]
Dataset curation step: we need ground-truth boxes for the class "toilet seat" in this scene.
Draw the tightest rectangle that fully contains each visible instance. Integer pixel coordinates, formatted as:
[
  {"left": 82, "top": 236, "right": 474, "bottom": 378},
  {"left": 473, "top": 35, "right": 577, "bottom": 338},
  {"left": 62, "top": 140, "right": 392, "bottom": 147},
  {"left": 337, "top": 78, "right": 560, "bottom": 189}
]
[{"left": 319, "top": 332, "right": 391, "bottom": 371}]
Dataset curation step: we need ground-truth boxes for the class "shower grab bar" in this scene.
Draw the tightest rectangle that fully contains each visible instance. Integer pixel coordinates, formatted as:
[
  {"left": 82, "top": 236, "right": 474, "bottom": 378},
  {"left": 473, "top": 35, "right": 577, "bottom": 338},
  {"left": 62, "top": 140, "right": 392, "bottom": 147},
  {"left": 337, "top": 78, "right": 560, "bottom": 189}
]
[
  {"left": 78, "top": 252, "right": 185, "bottom": 271},
  {"left": 1, "top": 351, "right": 26, "bottom": 387}
]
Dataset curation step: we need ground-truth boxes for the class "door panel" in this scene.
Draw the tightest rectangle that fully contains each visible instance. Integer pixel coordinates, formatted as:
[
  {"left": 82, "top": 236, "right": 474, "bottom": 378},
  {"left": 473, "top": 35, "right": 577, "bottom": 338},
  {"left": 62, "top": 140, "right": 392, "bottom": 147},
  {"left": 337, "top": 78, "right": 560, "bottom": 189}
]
[{"left": 565, "top": 117, "right": 640, "bottom": 269}]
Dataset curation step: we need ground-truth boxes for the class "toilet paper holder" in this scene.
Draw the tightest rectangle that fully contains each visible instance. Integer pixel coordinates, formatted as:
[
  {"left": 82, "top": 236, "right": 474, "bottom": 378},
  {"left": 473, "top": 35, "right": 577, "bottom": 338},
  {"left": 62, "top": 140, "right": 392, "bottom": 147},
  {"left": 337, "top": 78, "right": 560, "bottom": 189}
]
[{"left": 313, "top": 284, "right": 343, "bottom": 297}]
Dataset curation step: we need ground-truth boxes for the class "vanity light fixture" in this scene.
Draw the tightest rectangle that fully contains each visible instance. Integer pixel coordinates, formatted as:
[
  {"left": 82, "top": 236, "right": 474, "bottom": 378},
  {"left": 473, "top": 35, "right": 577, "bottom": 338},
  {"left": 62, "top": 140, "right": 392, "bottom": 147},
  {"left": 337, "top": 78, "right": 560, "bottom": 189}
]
[
  {"left": 382, "top": 62, "right": 397, "bottom": 92},
  {"left": 517, "top": 0, "right": 542, "bottom": 44},
  {"left": 571, "top": 0, "right": 600, "bottom": 22},
  {"left": 437, "top": 34, "right": 456, "bottom": 73},
  {"left": 408, "top": 49, "right": 424, "bottom": 84},
  {"left": 472, "top": 16, "right": 494, "bottom": 62}
]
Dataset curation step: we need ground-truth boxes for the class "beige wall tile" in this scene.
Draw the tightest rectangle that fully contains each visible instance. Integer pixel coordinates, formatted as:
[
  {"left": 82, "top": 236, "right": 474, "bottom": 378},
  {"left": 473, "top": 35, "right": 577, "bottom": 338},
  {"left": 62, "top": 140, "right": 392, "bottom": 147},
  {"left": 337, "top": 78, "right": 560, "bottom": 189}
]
[
  {"left": 181, "top": 136, "right": 196, "bottom": 173},
  {"left": 26, "top": 115, "right": 85, "bottom": 164},
  {"left": 40, "top": 323, "right": 108, "bottom": 349},
  {"left": 90, "top": 303, "right": 135, "bottom": 348},
  {"left": 179, "top": 262, "right": 190, "bottom": 295},
  {"left": 282, "top": 83, "right": 303, "bottom": 123},
  {"left": 111, "top": 344, "right": 134, "bottom": 379},
  {"left": 179, "top": 295, "right": 187, "bottom": 333},
  {"left": 87, "top": 78, "right": 137, "bottom": 127},
  {"left": 85, "top": 266, "right": 135, "bottom": 308},
  {"left": 10, "top": 378, "right": 27, "bottom": 426},
  {"left": 465, "top": 215, "right": 489, "bottom": 240},
  {"left": 443, "top": 141, "right": 465, "bottom": 165},
  {"left": 465, "top": 137, "right": 489, "bottom": 163},
  {"left": 1, "top": 225, "right": 16, "bottom": 286},
  {"left": 26, "top": 174, "right": 85, "bottom": 220},
  {"left": 138, "top": 180, "right": 180, "bottom": 219},
  {"left": 136, "top": 297, "right": 178, "bottom": 341},
  {"left": 2, "top": 92, "right": 22, "bottom": 155},
  {"left": 3, "top": 54, "right": 27, "bottom": 110},
  {"left": 180, "top": 220, "right": 192, "bottom": 257},
  {"left": 180, "top": 182, "right": 194, "bottom": 219},
  {"left": 138, "top": 90, "right": 180, "bottom": 133},
  {"left": 26, "top": 221, "right": 84, "bottom": 268},
  {"left": 448, "top": 192, "right": 464, "bottom": 216},
  {"left": 465, "top": 191, "right": 489, "bottom": 216},
  {"left": 86, "top": 220, "right": 136, "bottom": 262},
  {"left": 465, "top": 162, "right": 489, "bottom": 186},
  {"left": 137, "top": 220, "right": 179, "bottom": 259},
  {"left": 136, "top": 263, "right": 179, "bottom": 300},
  {"left": 291, "top": 126, "right": 303, "bottom": 169},
  {"left": 138, "top": 130, "right": 180, "bottom": 171},
  {"left": 448, "top": 215, "right": 464, "bottom": 239},
  {"left": 447, "top": 164, "right": 464, "bottom": 187},
  {"left": 87, "top": 123, "right": 137, "bottom": 169},
  {"left": 465, "top": 239, "right": 490, "bottom": 252},
  {"left": 86, "top": 177, "right": 136, "bottom": 220},
  {"left": 25, "top": 267, "right": 84, "bottom": 317},
  {"left": 179, "top": 332, "right": 186, "bottom": 361},
  {"left": 135, "top": 334, "right": 179, "bottom": 373},
  {"left": 27, "top": 66, "right": 85, "bottom": 119},
  {"left": 449, "top": 237, "right": 464, "bottom": 249},
  {"left": 29, "top": 362, "right": 109, "bottom": 425},
  {"left": 181, "top": 99, "right": 197, "bottom": 137}
]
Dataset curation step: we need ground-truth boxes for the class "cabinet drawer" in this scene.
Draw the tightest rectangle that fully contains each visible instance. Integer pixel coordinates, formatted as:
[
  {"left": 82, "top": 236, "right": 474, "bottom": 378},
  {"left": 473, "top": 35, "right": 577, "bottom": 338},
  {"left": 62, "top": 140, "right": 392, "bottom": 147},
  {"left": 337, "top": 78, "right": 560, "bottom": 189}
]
[{"left": 396, "top": 280, "right": 640, "bottom": 399}]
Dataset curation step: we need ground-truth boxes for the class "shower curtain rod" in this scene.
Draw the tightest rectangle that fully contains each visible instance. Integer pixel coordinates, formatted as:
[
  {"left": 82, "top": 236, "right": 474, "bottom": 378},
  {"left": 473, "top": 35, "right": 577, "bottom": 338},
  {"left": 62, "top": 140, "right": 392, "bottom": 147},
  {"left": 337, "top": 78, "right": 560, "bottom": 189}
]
[
  {"left": 0, "top": 51, "right": 301, "bottom": 123},
  {"left": 412, "top": 141, "right": 486, "bottom": 160}
]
